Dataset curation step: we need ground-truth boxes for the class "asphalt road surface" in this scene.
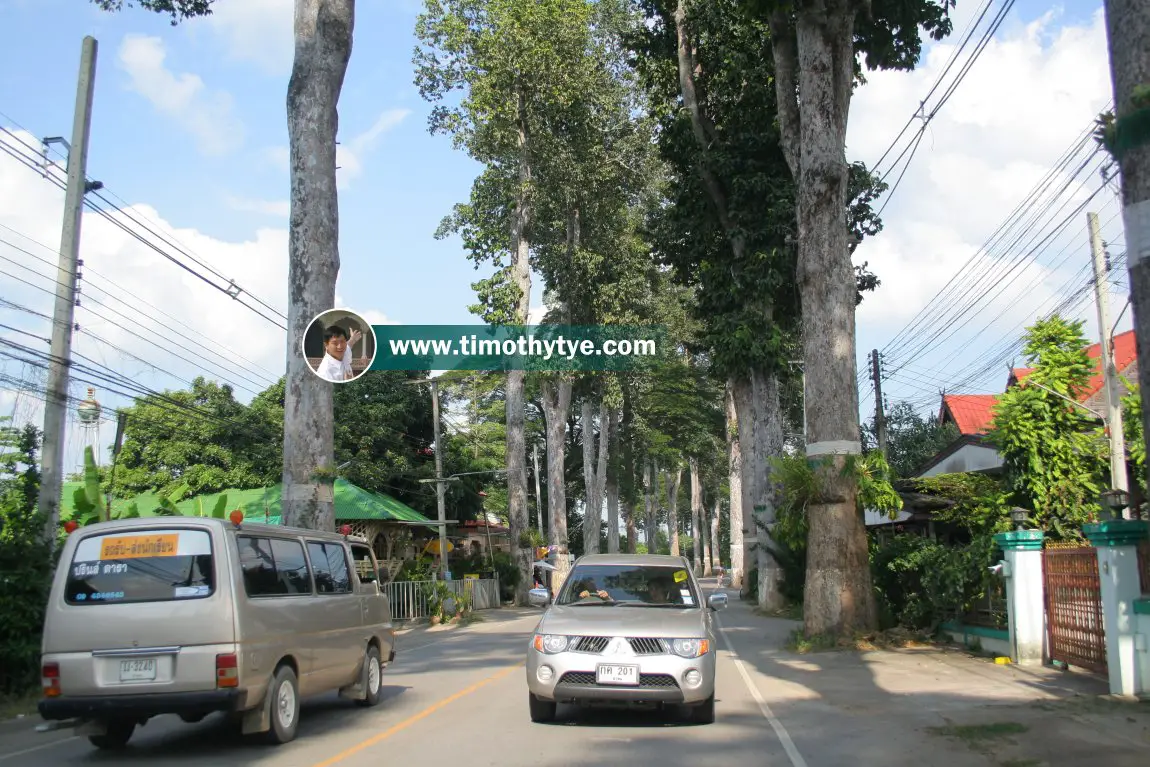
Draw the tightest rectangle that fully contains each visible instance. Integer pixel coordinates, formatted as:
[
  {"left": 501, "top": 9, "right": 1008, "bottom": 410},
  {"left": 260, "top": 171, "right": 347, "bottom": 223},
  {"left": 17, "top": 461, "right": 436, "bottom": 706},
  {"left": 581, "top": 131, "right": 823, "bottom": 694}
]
[{"left": 0, "top": 582, "right": 809, "bottom": 767}]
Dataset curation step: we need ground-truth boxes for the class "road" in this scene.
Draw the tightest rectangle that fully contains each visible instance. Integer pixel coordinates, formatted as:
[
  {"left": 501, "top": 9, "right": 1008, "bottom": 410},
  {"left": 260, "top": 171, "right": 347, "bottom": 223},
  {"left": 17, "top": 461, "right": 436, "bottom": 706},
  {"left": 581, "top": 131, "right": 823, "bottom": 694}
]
[{"left": 0, "top": 581, "right": 809, "bottom": 767}]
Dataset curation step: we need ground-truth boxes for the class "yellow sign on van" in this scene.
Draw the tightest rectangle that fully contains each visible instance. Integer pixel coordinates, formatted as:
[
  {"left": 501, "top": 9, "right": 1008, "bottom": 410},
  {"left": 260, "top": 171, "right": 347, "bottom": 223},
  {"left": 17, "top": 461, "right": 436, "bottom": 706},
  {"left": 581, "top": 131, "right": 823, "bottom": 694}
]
[
  {"left": 100, "top": 534, "right": 179, "bottom": 560},
  {"left": 673, "top": 569, "right": 688, "bottom": 583}
]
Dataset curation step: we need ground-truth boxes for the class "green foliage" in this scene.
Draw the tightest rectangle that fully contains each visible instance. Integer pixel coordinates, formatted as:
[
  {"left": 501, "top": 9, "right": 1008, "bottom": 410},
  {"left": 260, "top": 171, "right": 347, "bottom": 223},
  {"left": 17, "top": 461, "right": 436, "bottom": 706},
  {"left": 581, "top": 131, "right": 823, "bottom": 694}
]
[
  {"left": 1121, "top": 380, "right": 1145, "bottom": 495},
  {"left": 909, "top": 473, "right": 1012, "bottom": 537},
  {"left": 90, "top": 0, "right": 214, "bottom": 24},
  {"left": 0, "top": 419, "right": 51, "bottom": 695},
  {"left": 71, "top": 446, "right": 143, "bottom": 526},
  {"left": 869, "top": 533, "right": 1002, "bottom": 632},
  {"left": 863, "top": 401, "right": 961, "bottom": 478},
  {"left": 989, "top": 316, "right": 1107, "bottom": 537}
]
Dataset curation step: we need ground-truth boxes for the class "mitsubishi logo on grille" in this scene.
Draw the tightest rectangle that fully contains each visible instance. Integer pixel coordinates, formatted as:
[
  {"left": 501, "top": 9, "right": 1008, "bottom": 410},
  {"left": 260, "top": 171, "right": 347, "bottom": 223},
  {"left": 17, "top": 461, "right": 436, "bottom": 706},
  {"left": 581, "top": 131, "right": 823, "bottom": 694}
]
[{"left": 606, "top": 637, "right": 634, "bottom": 656}]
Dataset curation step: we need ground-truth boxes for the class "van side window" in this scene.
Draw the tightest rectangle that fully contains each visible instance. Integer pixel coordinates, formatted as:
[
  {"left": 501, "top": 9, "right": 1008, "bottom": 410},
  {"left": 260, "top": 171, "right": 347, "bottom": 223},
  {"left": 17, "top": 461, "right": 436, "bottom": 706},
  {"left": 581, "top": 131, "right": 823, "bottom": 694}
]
[
  {"left": 238, "top": 536, "right": 312, "bottom": 597},
  {"left": 307, "top": 542, "right": 352, "bottom": 594},
  {"left": 350, "top": 543, "right": 379, "bottom": 584}
]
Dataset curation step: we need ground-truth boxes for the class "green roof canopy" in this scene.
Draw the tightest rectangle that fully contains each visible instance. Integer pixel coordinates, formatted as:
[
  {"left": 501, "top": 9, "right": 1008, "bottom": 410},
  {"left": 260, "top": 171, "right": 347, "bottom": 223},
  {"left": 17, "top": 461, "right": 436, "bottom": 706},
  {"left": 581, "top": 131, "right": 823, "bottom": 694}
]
[{"left": 60, "top": 478, "right": 435, "bottom": 530}]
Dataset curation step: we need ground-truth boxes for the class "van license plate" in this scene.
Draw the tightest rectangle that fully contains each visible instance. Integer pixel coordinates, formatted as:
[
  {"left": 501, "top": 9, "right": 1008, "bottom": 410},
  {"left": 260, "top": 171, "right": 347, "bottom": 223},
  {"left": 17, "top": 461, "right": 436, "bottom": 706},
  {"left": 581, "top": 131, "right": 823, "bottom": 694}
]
[
  {"left": 596, "top": 664, "right": 639, "bottom": 685},
  {"left": 119, "top": 659, "right": 157, "bottom": 682}
]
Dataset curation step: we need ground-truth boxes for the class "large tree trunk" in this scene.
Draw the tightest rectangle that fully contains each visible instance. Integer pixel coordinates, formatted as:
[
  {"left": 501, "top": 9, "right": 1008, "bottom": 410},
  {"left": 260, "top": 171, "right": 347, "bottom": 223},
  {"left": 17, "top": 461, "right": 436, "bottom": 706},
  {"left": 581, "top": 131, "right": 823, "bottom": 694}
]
[
  {"left": 606, "top": 408, "right": 621, "bottom": 553},
  {"left": 541, "top": 377, "right": 573, "bottom": 596},
  {"left": 689, "top": 457, "right": 703, "bottom": 574},
  {"left": 667, "top": 466, "right": 681, "bottom": 555},
  {"left": 730, "top": 376, "right": 756, "bottom": 598},
  {"left": 621, "top": 393, "right": 637, "bottom": 552},
  {"left": 581, "top": 399, "right": 597, "bottom": 554},
  {"left": 701, "top": 485, "right": 713, "bottom": 576},
  {"left": 725, "top": 380, "right": 744, "bottom": 588},
  {"left": 282, "top": 0, "right": 354, "bottom": 530},
  {"left": 505, "top": 87, "right": 534, "bottom": 606},
  {"left": 751, "top": 367, "right": 785, "bottom": 610},
  {"left": 768, "top": 9, "right": 877, "bottom": 634},
  {"left": 644, "top": 459, "right": 657, "bottom": 552},
  {"left": 710, "top": 496, "right": 721, "bottom": 575}
]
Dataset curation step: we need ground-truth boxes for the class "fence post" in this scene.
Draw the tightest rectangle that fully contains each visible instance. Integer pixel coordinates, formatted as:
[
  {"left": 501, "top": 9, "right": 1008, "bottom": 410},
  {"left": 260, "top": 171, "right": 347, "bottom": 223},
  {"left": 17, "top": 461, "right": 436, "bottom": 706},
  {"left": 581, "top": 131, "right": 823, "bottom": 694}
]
[
  {"left": 1084, "top": 520, "right": 1149, "bottom": 697},
  {"left": 993, "top": 529, "right": 1045, "bottom": 665}
]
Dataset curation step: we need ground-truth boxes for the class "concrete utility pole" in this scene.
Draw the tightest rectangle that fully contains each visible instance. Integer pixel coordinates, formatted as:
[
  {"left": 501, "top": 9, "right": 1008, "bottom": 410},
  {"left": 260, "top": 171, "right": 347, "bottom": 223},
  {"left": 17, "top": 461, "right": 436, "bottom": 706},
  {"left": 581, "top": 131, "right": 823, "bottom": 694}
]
[
  {"left": 1089, "top": 211, "right": 1129, "bottom": 507},
  {"left": 532, "top": 442, "right": 543, "bottom": 533},
  {"left": 870, "top": 349, "right": 888, "bottom": 458},
  {"left": 430, "top": 379, "right": 449, "bottom": 580},
  {"left": 39, "top": 36, "right": 98, "bottom": 543},
  {"left": 1102, "top": 0, "right": 1150, "bottom": 495}
]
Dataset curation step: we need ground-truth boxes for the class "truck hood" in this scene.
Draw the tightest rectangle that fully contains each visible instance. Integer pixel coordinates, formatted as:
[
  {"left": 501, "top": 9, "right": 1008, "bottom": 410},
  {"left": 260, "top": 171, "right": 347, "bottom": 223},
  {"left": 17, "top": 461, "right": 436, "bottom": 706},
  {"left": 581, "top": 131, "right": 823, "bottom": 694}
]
[{"left": 539, "top": 604, "right": 707, "bottom": 638}]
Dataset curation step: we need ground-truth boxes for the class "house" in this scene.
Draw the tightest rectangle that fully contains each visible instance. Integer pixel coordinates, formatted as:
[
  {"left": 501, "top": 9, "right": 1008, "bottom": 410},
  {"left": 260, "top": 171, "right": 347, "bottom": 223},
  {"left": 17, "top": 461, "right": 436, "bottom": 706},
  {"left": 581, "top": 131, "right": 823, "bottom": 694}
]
[{"left": 866, "top": 329, "right": 1139, "bottom": 528}]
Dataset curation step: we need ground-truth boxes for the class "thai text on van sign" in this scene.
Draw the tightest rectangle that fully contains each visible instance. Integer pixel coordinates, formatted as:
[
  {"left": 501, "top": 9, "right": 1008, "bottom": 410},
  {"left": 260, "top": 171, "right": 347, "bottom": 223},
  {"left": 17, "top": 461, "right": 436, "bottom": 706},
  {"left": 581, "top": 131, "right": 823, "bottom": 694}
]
[
  {"left": 368, "top": 325, "right": 667, "bottom": 371},
  {"left": 99, "top": 534, "right": 180, "bottom": 559}
]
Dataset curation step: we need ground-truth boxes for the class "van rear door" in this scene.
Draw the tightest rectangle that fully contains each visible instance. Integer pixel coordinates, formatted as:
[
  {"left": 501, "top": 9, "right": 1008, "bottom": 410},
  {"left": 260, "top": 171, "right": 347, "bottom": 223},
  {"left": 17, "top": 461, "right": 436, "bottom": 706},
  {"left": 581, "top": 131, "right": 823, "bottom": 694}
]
[{"left": 45, "top": 525, "right": 236, "bottom": 696}]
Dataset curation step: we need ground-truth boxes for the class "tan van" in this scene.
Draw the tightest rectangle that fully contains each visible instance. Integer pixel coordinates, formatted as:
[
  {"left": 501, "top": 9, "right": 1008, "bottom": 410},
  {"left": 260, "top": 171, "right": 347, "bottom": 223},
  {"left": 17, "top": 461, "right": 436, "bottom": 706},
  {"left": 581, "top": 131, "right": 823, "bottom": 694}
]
[{"left": 37, "top": 513, "right": 396, "bottom": 750}]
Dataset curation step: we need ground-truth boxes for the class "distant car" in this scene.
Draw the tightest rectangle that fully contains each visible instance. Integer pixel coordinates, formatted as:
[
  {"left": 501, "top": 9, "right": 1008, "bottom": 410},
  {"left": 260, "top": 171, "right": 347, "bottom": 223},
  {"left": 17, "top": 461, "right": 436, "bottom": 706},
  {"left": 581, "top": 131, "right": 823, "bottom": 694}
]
[{"left": 524, "top": 553, "right": 726, "bottom": 724}]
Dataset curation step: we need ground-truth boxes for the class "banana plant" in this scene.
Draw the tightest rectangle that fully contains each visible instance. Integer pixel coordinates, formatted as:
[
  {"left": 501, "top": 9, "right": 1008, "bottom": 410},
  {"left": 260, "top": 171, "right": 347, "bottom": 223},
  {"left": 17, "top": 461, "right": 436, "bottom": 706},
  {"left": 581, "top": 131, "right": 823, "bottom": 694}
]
[{"left": 70, "top": 446, "right": 141, "bottom": 526}]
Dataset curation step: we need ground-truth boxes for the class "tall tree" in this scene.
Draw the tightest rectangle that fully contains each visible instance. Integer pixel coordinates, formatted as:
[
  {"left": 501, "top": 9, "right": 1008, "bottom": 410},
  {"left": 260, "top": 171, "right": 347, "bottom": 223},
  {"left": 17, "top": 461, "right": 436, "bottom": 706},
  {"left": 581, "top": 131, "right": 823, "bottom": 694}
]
[
  {"left": 415, "top": 0, "right": 605, "bottom": 602},
  {"left": 752, "top": 0, "right": 953, "bottom": 635},
  {"left": 280, "top": 0, "right": 355, "bottom": 530}
]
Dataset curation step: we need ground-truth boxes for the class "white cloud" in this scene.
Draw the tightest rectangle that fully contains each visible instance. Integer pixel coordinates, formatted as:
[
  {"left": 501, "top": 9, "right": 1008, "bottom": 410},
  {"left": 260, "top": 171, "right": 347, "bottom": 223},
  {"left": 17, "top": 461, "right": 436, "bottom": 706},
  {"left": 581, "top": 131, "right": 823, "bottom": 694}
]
[
  {"left": 263, "top": 108, "right": 411, "bottom": 189},
  {"left": 359, "top": 309, "right": 398, "bottom": 326},
  {"left": 226, "top": 195, "right": 290, "bottom": 217},
  {"left": 0, "top": 128, "right": 285, "bottom": 473},
  {"left": 204, "top": 0, "right": 294, "bottom": 76},
  {"left": 848, "top": 7, "right": 1128, "bottom": 404},
  {"left": 116, "top": 35, "right": 245, "bottom": 156}
]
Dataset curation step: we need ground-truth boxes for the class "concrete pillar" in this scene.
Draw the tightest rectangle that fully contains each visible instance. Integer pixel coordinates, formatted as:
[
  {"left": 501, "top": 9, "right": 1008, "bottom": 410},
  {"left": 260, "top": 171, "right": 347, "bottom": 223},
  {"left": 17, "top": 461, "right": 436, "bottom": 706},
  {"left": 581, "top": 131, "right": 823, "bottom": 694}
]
[
  {"left": 993, "top": 530, "right": 1046, "bottom": 665},
  {"left": 1084, "top": 520, "right": 1149, "bottom": 697}
]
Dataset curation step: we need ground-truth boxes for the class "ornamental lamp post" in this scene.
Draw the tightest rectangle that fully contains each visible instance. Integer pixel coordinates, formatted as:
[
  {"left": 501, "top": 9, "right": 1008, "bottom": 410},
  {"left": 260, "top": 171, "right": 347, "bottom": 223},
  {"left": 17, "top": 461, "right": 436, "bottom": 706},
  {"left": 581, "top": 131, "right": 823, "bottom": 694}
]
[
  {"left": 1099, "top": 488, "right": 1129, "bottom": 520},
  {"left": 1009, "top": 507, "right": 1029, "bottom": 531}
]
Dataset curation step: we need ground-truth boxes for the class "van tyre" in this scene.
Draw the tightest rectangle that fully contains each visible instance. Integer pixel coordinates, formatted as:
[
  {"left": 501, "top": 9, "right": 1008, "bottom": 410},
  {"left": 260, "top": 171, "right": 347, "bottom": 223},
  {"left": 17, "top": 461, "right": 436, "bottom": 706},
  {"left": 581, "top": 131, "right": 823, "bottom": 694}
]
[
  {"left": 89, "top": 718, "right": 135, "bottom": 750},
  {"left": 265, "top": 665, "right": 300, "bottom": 744},
  {"left": 355, "top": 645, "right": 383, "bottom": 708},
  {"left": 528, "top": 693, "right": 556, "bottom": 723}
]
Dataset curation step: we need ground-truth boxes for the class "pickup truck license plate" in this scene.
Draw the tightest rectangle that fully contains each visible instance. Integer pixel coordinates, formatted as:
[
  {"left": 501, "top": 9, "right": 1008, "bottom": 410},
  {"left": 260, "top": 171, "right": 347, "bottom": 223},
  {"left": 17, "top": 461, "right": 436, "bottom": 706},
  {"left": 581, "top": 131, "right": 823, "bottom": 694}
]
[
  {"left": 596, "top": 664, "right": 639, "bottom": 685},
  {"left": 119, "top": 658, "right": 157, "bottom": 682}
]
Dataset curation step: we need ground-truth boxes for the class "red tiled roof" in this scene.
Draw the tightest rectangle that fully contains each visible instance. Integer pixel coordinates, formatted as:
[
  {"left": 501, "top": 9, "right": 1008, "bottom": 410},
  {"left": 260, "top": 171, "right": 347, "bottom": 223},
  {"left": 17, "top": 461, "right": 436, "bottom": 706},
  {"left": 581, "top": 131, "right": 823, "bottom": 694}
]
[
  {"left": 942, "top": 330, "right": 1137, "bottom": 436},
  {"left": 940, "top": 394, "right": 1000, "bottom": 436}
]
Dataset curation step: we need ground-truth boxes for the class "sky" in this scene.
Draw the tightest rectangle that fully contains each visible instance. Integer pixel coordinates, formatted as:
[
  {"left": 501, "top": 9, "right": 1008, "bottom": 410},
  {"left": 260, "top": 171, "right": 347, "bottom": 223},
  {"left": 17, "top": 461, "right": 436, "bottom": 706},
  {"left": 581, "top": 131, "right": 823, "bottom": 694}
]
[{"left": 0, "top": 0, "right": 1129, "bottom": 476}]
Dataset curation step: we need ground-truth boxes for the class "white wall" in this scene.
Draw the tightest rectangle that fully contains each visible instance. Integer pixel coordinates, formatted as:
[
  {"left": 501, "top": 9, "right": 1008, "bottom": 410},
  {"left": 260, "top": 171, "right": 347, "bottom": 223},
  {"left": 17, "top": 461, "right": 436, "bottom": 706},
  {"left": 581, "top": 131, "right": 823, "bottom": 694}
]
[{"left": 920, "top": 443, "right": 1003, "bottom": 477}]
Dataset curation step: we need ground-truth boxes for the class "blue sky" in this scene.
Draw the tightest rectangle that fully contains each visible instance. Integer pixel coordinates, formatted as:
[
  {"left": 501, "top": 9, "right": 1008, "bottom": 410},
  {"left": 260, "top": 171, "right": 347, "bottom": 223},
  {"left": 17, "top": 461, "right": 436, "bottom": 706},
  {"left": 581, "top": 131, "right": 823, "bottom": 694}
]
[{"left": 0, "top": 0, "right": 1128, "bottom": 471}]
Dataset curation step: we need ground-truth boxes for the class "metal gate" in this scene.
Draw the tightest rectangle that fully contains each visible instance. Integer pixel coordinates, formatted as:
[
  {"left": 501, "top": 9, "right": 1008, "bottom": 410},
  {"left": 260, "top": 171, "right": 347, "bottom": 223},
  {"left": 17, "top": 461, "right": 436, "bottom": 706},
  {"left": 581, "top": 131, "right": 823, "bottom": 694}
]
[{"left": 1042, "top": 544, "right": 1106, "bottom": 674}]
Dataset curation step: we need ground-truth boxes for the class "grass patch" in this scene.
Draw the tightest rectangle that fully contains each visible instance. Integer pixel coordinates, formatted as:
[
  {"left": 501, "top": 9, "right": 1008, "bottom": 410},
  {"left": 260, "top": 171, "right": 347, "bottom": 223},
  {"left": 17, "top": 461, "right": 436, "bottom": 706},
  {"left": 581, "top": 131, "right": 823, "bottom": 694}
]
[
  {"left": 926, "top": 722, "right": 1029, "bottom": 743},
  {"left": 785, "top": 626, "right": 937, "bottom": 653},
  {"left": 0, "top": 688, "right": 40, "bottom": 720},
  {"left": 1000, "top": 759, "right": 1042, "bottom": 767},
  {"left": 459, "top": 612, "right": 485, "bottom": 627}
]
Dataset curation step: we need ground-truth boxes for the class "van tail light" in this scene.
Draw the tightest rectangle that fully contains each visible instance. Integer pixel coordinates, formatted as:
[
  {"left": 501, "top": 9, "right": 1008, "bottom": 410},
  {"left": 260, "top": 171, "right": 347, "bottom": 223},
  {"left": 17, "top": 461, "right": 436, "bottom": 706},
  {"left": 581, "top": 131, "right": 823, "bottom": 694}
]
[
  {"left": 216, "top": 653, "right": 239, "bottom": 689},
  {"left": 42, "top": 662, "right": 61, "bottom": 698}
]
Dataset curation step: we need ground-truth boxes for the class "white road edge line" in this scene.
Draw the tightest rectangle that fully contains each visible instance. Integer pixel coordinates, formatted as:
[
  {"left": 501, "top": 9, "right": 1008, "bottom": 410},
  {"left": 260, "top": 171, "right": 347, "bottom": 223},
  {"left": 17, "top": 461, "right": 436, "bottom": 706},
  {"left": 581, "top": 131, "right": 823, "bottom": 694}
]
[
  {"left": 0, "top": 736, "right": 78, "bottom": 762},
  {"left": 715, "top": 610, "right": 808, "bottom": 767}
]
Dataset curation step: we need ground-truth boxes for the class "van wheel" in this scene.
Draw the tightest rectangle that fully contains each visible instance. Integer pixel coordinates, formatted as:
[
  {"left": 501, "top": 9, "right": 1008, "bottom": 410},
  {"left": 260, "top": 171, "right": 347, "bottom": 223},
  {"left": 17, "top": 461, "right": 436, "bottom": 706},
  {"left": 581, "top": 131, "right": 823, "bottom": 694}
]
[
  {"left": 89, "top": 719, "right": 135, "bottom": 750},
  {"left": 265, "top": 665, "right": 300, "bottom": 744},
  {"left": 355, "top": 645, "right": 383, "bottom": 708}
]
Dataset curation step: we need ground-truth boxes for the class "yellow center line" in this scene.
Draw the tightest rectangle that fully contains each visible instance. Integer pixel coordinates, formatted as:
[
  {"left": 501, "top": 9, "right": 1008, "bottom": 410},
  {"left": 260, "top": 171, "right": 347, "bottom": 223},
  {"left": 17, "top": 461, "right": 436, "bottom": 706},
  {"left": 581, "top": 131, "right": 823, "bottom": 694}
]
[{"left": 309, "top": 662, "right": 523, "bottom": 767}]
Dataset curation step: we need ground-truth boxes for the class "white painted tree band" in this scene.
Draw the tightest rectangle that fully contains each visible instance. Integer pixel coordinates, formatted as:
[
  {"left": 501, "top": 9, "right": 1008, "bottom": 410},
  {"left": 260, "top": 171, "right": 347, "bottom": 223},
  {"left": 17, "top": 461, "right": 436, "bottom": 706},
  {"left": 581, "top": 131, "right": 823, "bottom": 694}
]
[
  {"left": 1125, "top": 199, "right": 1150, "bottom": 265},
  {"left": 805, "top": 440, "right": 862, "bottom": 457}
]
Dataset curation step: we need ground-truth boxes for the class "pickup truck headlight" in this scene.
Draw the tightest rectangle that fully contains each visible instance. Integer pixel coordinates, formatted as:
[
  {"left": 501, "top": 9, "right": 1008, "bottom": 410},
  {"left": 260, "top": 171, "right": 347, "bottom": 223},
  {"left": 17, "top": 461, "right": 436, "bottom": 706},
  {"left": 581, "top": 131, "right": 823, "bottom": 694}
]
[
  {"left": 670, "top": 638, "right": 710, "bottom": 658},
  {"left": 532, "top": 634, "right": 572, "bottom": 654}
]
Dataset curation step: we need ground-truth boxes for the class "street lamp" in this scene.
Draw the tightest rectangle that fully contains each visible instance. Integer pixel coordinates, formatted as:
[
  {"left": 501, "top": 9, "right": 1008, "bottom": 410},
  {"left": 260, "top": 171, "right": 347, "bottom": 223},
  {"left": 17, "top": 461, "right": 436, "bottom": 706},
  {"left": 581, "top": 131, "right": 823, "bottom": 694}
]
[
  {"left": 1100, "top": 488, "right": 1129, "bottom": 520},
  {"left": 1009, "top": 507, "right": 1029, "bottom": 531}
]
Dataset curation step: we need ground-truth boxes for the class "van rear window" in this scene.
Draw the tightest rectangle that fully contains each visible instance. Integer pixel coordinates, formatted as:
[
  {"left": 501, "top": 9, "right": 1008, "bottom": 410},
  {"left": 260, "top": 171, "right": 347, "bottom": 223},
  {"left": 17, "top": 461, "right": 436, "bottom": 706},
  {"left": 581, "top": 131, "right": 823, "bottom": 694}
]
[{"left": 64, "top": 528, "right": 215, "bottom": 606}]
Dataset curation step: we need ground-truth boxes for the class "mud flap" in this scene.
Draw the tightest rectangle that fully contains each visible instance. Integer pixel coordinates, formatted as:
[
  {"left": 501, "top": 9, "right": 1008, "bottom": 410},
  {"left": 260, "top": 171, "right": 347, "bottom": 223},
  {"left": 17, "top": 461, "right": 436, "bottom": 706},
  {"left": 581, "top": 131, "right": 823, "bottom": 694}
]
[
  {"left": 338, "top": 656, "right": 367, "bottom": 701},
  {"left": 241, "top": 691, "right": 272, "bottom": 735}
]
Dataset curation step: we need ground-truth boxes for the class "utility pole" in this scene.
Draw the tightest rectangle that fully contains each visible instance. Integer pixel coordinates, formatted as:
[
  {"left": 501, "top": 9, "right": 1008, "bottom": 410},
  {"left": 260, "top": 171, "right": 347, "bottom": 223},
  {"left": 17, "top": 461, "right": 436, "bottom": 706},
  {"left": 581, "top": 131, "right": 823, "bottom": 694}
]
[
  {"left": 429, "top": 379, "right": 449, "bottom": 580},
  {"left": 870, "top": 349, "right": 888, "bottom": 458},
  {"left": 1102, "top": 0, "right": 1150, "bottom": 498},
  {"left": 39, "top": 36, "right": 98, "bottom": 543},
  {"left": 532, "top": 442, "right": 543, "bottom": 533},
  {"left": 1089, "top": 211, "right": 1129, "bottom": 505}
]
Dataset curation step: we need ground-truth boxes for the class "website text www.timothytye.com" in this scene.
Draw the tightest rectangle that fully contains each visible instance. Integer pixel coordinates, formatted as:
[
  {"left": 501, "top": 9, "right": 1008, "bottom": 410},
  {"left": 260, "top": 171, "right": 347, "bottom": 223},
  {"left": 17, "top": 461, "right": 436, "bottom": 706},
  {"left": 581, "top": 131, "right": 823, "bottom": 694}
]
[{"left": 386, "top": 334, "right": 657, "bottom": 361}]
